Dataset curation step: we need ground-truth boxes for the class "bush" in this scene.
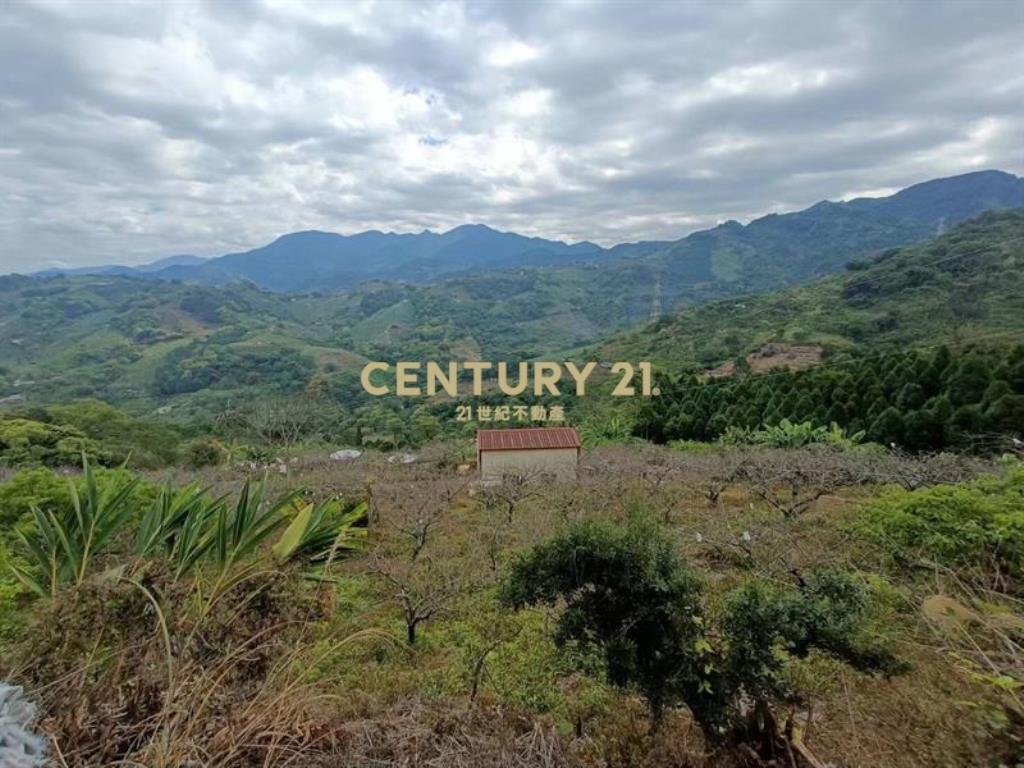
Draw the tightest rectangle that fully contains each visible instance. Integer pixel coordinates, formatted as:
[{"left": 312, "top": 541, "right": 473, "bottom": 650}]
[
  {"left": 185, "top": 439, "right": 226, "bottom": 468},
  {"left": 0, "top": 467, "right": 68, "bottom": 530},
  {"left": 853, "top": 468, "right": 1024, "bottom": 580},
  {"left": 503, "top": 518, "right": 904, "bottom": 746},
  {"left": 721, "top": 569, "right": 904, "bottom": 711},
  {"left": 501, "top": 516, "right": 710, "bottom": 724},
  {"left": 0, "top": 417, "right": 107, "bottom": 468},
  {"left": 0, "top": 465, "right": 159, "bottom": 534}
]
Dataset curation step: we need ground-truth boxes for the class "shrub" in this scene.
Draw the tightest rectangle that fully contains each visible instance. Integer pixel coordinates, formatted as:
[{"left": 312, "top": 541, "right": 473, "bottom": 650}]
[
  {"left": 501, "top": 516, "right": 710, "bottom": 725},
  {"left": 0, "top": 418, "right": 108, "bottom": 468},
  {"left": 0, "top": 466, "right": 158, "bottom": 532},
  {"left": 721, "top": 569, "right": 905, "bottom": 711},
  {"left": 503, "top": 518, "right": 904, "bottom": 748},
  {"left": 185, "top": 438, "right": 225, "bottom": 468},
  {"left": 853, "top": 468, "right": 1024, "bottom": 580},
  {"left": 0, "top": 468, "right": 68, "bottom": 530}
]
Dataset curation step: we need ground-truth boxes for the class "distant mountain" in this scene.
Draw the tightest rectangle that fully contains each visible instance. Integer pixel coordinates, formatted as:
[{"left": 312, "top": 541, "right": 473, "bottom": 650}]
[
  {"left": 35, "top": 254, "right": 206, "bottom": 278},
  {"left": 3, "top": 208, "right": 1022, "bottom": 417},
  {"left": 151, "top": 224, "right": 605, "bottom": 292},
  {"left": 635, "top": 169, "right": 1024, "bottom": 300},
  {"left": 845, "top": 169, "right": 1024, "bottom": 224},
  {"left": 134, "top": 254, "right": 207, "bottom": 273},
  {"left": 335, "top": 170, "right": 1024, "bottom": 358},
  {"left": 26, "top": 170, "right": 1023, "bottom": 297}
]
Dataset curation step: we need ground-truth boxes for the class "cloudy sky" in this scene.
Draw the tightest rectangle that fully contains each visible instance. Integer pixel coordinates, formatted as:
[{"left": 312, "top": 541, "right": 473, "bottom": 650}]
[{"left": 1, "top": 0, "right": 1022, "bottom": 271}]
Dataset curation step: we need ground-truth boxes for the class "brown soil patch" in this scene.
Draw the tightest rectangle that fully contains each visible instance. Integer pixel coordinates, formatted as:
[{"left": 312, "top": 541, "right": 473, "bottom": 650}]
[{"left": 708, "top": 343, "right": 824, "bottom": 377}]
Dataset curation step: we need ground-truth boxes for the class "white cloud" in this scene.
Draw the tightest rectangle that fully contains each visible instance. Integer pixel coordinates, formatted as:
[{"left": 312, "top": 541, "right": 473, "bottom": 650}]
[
  {"left": 0, "top": 0, "right": 1021, "bottom": 269},
  {"left": 486, "top": 39, "right": 542, "bottom": 68}
]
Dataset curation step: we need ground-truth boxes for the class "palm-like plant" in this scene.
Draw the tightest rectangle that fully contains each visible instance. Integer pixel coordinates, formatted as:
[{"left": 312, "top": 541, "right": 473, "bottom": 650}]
[
  {"left": 213, "top": 480, "right": 295, "bottom": 570},
  {"left": 136, "top": 482, "right": 225, "bottom": 578},
  {"left": 10, "top": 458, "right": 139, "bottom": 597},
  {"left": 272, "top": 499, "right": 367, "bottom": 566},
  {"left": 10, "top": 464, "right": 368, "bottom": 604}
]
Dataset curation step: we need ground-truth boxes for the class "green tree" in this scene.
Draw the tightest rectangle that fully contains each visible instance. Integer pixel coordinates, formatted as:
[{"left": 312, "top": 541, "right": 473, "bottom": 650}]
[
  {"left": 501, "top": 517, "right": 709, "bottom": 724},
  {"left": 869, "top": 406, "right": 905, "bottom": 446}
]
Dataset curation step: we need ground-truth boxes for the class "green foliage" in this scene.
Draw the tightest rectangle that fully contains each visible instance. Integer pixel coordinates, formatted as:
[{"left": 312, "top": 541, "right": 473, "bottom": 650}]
[
  {"left": 637, "top": 344, "right": 1024, "bottom": 451},
  {"left": 184, "top": 438, "right": 226, "bottom": 468},
  {"left": 577, "top": 412, "right": 634, "bottom": 446},
  {"left": 135, "top": 482, "right": 222, "bottom": 577},
  {"left": 211, "top": 480, "right": 295, "bottom": 572},
  {"left": 9, "top": 459, "right": 141, "bottom": 596},
  {"left": 720, "top": 569, "right": 905, "bottom": 709},
  {"left": 155, "top": 341, "right": 314, "bottom": 396},
  {"left": 854, "top": 468, "right": 1024, "bottom": 578},
  {"left": 503, "top": 518, "right": 904, "bottom": 741},
  {"left": 272, "top": 499, "right": 367, "bottom": 566},
  {"left": 42, "top": 400, "right": 182, "bottom": 467},
  {"left": 1, "top": 401, "right": 182, "bottom": 469},
  {"left": 7, "top": 459, "right": 365, "bottom": 601},
  {"left": 501, "top": 516, "right": 709, "bottom": 723},
  {"left": 0, "top": 417, "right": 107, "bottom": 467},
  {"left": 720, "top": 419, "right": 864, "bottom": 449},
  {"left": 605, "top": 209, "right": 1024, "bottom": 373},
  {"left": 0, "top": 465, "right": 158, "bottom": 534},
  {"left": 0, "top": 466, "right": 69, "bottom": 529}
]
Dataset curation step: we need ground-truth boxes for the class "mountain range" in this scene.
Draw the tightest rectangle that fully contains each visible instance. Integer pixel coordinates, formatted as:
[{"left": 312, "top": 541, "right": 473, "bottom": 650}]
[
  {"left": 2, "top": 169, "right": 1023, "bottom": 417},
  {"left": 30, "top": 170, "right": 1024, "bottom": 297}
]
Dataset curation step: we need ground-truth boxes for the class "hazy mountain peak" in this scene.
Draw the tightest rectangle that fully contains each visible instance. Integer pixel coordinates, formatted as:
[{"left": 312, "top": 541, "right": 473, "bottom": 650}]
[{"left": 25, "top": 169, "right": 1024, "bottom": 295}]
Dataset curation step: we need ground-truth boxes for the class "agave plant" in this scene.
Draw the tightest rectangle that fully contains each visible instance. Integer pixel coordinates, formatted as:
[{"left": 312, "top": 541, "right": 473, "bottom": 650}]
[{"left": 10, "top": 458, "right": 139, "bottom": 597}]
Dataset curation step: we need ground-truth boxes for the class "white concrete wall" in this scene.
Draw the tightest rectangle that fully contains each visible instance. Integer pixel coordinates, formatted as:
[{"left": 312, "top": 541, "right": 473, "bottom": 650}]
[{"left": 479, "top": 447, "right": 578, "bottom": 482}]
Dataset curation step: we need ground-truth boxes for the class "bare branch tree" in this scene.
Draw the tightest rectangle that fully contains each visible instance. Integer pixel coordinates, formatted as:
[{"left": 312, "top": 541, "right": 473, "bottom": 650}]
[
  {"left": 481, "top": 470, "right": 543, "bottom": 524},
  {"left": 369, "top": 553, "right": 462, "bottom": 645},
  {"left": 375, "top": 474, "right": 468, "bottom": 561},
  {"left": 736, "top": 449, "right": 861, "bottom": 519}
]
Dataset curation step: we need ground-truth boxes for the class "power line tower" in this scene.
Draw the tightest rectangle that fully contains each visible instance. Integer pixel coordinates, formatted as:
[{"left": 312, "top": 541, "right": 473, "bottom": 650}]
[{"left": 649, "top": 272, "right": 663, "bottom": 321}]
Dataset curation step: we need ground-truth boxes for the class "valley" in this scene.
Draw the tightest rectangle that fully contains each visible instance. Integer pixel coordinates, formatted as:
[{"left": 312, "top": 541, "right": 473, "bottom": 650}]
[{"left": 1, "top": 171, "right": 1023, "bottom": 768}]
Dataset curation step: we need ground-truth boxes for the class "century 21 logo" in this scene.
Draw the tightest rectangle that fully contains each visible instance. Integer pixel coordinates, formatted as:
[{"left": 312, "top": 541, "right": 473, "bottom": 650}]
[{"left": 360, "top": 361, "right": 660, "bottom": 397}]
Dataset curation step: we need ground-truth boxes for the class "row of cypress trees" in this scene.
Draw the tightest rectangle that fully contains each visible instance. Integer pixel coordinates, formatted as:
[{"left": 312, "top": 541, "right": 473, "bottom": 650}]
[{"left": 635, "top": 344, "right": 1024, "bottom": 451}]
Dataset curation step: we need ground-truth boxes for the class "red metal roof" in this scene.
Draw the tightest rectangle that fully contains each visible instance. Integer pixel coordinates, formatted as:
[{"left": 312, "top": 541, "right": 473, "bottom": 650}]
[{"left": 477, "top": 427, "right": 581, "bottom": 452}]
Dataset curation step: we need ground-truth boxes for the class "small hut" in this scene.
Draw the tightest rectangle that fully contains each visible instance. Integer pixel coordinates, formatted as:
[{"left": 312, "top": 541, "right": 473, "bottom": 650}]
[{"left": 476, "top": 426, "right": 581, "bottom": 482}]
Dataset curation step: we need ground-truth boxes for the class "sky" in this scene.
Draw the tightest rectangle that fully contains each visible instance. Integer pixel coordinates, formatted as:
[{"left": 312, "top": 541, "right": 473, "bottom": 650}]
[{"left": 1, "top": 0, "right": 1022, "bottom": 272}]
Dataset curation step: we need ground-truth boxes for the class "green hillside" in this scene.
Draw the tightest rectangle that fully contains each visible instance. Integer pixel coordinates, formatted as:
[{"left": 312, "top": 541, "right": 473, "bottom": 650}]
[
  {"left": 0, "top": 276, "right": 369, "bottom": 417},
  {"left": 597, "top": 209, "right": 1024, "bottom": 371},
  {"left": 3, "top": 209, "right": 1023, "bottom": 432}
]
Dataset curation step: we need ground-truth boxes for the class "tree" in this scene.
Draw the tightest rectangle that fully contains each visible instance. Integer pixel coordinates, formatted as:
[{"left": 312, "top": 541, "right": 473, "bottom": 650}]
[
  {"left": 501, "top": 517, "right": 710, "bottom": 724},
  {"left": 481, "top": 471, "right": 542, "bottom": 524},
  {"left": 948, "top": 356, "right": 992, "bottom": 406},
  {"left": 868, "top": 406, "right": 905, "bottom": 446},
  {"left": 736, "top": 449, "right": 862, "bottom": 518},
  {"left": 370, "top": 554, "right": 460, "bottom": 645},
  {"left": 374, "top": 474, "right": 466, "bottom": 561},
  {"left": 503, "top": 519, "right": 904, "bottom": 753}
]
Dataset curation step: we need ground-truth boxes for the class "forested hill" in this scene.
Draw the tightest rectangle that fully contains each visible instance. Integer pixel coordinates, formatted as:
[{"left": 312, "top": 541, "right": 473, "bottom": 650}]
[
  {"left": 2, "top": 181, "right": 1022, "bottom": 421},
  {"left": 598, "top": 208, "right": 1024, "bottom": 373}
]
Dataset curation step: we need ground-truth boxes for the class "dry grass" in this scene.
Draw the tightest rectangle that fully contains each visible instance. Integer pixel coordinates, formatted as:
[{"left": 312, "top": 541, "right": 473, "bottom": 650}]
[{"left": 7, "top": 443, "right": 1016, "bottom": 767}]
